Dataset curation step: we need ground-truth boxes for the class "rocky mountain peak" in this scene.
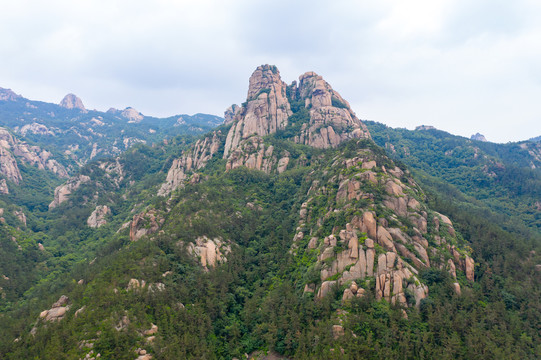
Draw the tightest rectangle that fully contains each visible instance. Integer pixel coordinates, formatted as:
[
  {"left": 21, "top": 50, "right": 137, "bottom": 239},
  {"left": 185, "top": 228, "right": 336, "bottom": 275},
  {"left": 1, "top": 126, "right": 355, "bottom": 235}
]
[
  {"left": 224, "top": 65, "right": 370, "bottom": 158},
  {"left": 0, "top": 88, "right": 21, "bottom": 101},
  {"left": 293, "top": 71, "right": 370, "bottom": 148},
  {"left": 471, "top": 132, "right": 487, "bottom": 142},
  {"left": 59, "top": 93, "right": 86, "bottom": 112},
  {"left": 224, "top": 65, "right": 292, "bottom": 156},
  {"left": 121, "top": 107, "right": 144, "bottom": 123}
]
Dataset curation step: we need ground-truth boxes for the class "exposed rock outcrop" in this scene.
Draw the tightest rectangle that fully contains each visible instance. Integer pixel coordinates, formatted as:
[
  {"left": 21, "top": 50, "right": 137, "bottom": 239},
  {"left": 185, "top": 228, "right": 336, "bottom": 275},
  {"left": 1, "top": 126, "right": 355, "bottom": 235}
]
[
  {"left": 38, "top": 295, "right": 70, "bottom": 322},
  {"left": 129, "top": 209, "right": 163, "bottom": 241},
  {"left": 122, "top": 107, "right": 144, "bottom": 123},
  {"left": 0, "top": 127, "right": 68, "bottom": 182},
  {"left": 187, "top": 236, "right": 231, "bottom": 268},
  {"left": 224, "top": 65, "right": 292, "bottom": 157},
  {"left": 19, "top": 123, "right": 55, "bottom": 136},
  {"left": 87, "top": 205, "right": 111, "bottom": 228},
  {"left": 293, "top": 71, "right": 370, "bottom": 148},
  {"left": 0, "top": 87, "right": 21, "bottom": 101},
  {"left": 158, "top": 131, "right": 222, "bottom": 196},
  {"left": 224, "top": 104, "right": 240, "bottom": 124},
  {"left": 296, "top": 144, "right": 472, "bottom": 308},
  {"left": 60, "top": 93, "right": 87, "bottom": 112},
  {"left": 471, "top": 133, "right": 488, "bottom": 142},
  {"left": 0, "top": 178, "right": 8, "bottom": 194},
  {"left": 49, "top": 175, "right": 91, "bottom": 209}
]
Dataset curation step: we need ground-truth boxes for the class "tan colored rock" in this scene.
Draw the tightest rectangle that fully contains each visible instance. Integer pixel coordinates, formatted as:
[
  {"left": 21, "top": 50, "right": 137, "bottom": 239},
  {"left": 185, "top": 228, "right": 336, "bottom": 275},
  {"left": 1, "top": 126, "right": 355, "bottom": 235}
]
[
  {"left": 144, "top": 324, "right": 158, "bottom": 336},
  {"left": 52, "top": 295, "right": 69, "bottom": 308},
  {"left": 318, "top": 247, "right": 334, "bottom": 262},
  {"left": 277, "top": 156, "right": 290, "bottom": 173},
  {"left": 0, "top": 146, "right": 22, "bottom": 184},
  {"left": 342, "top": 288, "right": 355, "bottom": 302},
  {"left": 377, "top": 254, "right": 387, "bottom": 275},
  {"left": 0, "top": 179, "right": 8, "bottom": 194},
  {"left": 448, "top": 259, "right": 457, "bottom": 278},
  {"left": 362, "top": 160, "right": 377, "bottom": 170},
  {"left": 45, "top": 307, "right": 67, "bottom": 321},
  {"left": 453, "top": 282, "right": 461, "bottom": 296},
  {"left": 224, "top": 65, "right": 292, "bottom": 157},
  {"left": 317, "top": 280, "right": 336, "bottom": 299},
  {"left": 87, "top": 205, "right": 111, "bottom": 228},
  {"left": 159, "top": 131, "right": 222, "bottom": 196},
  {"left": 49, "top": 175, "right": 91, "bottom": 209},
  {"left": 295, "top": 71, "right": 371, "bottom": 148},
  {"left": 121, "top": 107, "right": 144, "bottom": 123},
  {"left": 307, "top": 237, "right": 318, "bottom": 249},
  {"left": 366, "top": 248, "right": 375, "bottom": 277},
  {"left": 187, "top": 236, "right": 231, "bottom": 268},
  {"left": 385, "top": 180, "right": 404, "bottom": 197},
  {"left": 224, "top": 104, "right": 240, "bottom": 124},
  {"left": 129, "top": 210, "right": 162, "bottom": 241},
  {"left": 59, "top": 93, "right": 86, "bottom": 112},
  {"left": 13, "top": 210, "right": 26, "bottom": 226},
  {"left": 363, "top": 212, "right": 377, "bottom": 239},
  {"left": 376, "top": 226, "right": 396, "bottom": 252},
  {"left": 465, "top": 255, "right": 474, "bottom": 281},
  {"left": 332, "top": 325, "right": 345, "bottom": 339}
]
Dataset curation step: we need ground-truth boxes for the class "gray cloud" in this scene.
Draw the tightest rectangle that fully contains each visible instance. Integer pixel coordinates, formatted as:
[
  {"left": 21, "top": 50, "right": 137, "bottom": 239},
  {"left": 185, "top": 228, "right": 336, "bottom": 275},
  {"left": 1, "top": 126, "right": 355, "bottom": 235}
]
[{"left": 0, "top": 0, "right": 540, "bottom": 142}]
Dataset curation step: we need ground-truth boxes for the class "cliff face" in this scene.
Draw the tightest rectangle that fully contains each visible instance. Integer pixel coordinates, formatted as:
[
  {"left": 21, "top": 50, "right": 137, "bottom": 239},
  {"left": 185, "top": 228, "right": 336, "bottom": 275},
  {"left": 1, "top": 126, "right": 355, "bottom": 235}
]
[
  {"left": 0, "top": 127, "right": 68, "bottom": 184},
  {"left": 59, "top": 94, "right": 87, "bottom": 112},
  {"left": 224, "top": 65, "right": 292, "bottom": 157},
  {"left": 224, "top": 65, "right": 370, "bottom": 158},
  {"left": 293, "top": 71, "right": 370, "bottom": 148}
]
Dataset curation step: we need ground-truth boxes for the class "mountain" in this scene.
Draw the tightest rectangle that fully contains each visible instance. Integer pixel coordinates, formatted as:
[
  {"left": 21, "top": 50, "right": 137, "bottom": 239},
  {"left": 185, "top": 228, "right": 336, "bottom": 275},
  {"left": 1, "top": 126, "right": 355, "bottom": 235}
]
[
  {"left": 0, "top": 87, "right": 223, "bottom": 169},
  {"left": 470, "top": 132, "right": 487, "bottom": 142},
  {"left": 366, "top": 121, "right": 541, "bottom": 232},
  {"left": 0, "top": 66, "right": 539, "bottom": 359}
]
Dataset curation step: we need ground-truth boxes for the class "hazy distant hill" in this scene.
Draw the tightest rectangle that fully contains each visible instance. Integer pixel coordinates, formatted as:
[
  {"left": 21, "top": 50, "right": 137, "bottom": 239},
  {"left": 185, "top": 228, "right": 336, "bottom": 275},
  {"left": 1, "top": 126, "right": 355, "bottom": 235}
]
[{"left": 0, "top": 87, "right": 222, "bottom": 169}]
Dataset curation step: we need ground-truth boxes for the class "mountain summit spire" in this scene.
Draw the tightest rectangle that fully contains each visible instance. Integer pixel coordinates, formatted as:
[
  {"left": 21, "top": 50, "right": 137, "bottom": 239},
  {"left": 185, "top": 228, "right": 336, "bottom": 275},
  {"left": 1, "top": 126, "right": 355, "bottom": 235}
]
[
  {"left": 224, "top": 65, "right": 370, "bottom": 157},
  {"left": 59, "top": 93, "right": 87, "bottom": 112}
]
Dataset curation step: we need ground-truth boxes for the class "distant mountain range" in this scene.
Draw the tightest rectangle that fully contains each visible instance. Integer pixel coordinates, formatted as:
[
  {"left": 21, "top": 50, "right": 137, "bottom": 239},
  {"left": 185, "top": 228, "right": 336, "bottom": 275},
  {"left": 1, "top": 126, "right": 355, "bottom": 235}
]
[{"left": 0, "top": 87, "right": 223, "bottom": 171}]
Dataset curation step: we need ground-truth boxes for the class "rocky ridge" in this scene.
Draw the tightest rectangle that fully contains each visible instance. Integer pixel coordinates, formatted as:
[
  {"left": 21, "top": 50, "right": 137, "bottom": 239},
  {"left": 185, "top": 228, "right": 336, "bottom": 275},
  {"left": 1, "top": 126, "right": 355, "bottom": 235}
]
[
  {"left": 159, "top": 65, "right": 371, "bottom": 196},
  {"left": 291, "top": 144, "right": 474, "bottom": 308},
  {"left": 155, "top": 65, "right": 474, "bottom": 310},
  {"left": 0, "top": 127, "right": 68, "bottom": 184}
]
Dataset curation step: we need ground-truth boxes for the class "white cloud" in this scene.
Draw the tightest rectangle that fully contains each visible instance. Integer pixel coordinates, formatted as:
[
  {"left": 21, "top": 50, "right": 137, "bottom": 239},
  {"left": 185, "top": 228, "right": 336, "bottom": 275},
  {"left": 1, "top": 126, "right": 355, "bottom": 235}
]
[{"left": 0, "top": 0, "right": 540, "bottom": 141}]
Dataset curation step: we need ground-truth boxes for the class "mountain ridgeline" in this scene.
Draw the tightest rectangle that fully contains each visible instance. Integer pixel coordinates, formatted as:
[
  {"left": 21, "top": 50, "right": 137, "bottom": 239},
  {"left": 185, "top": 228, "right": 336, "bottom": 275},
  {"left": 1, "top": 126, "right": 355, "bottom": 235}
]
[{"left": 0, "top": 66, "right": 540, "bottom": 359}]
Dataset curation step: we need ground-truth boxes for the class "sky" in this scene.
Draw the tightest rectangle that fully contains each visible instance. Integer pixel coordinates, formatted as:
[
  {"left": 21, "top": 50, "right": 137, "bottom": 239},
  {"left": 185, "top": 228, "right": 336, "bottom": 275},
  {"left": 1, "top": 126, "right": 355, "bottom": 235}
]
[{"left": 1, "top": 0, "right": 541, "bottom": 143}]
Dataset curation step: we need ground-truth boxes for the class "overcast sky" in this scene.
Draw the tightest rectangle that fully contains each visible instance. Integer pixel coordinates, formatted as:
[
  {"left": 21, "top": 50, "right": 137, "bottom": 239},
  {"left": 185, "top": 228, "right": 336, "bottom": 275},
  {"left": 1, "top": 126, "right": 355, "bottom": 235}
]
[{"left": 1, "top": 0, "right": 541, "bottom": 142}]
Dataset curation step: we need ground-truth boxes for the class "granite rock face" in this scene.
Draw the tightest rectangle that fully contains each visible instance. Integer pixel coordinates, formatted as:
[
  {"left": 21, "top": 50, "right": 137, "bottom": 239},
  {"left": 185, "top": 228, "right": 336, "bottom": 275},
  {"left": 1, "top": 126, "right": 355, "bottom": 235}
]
[
  {"left": 0, "top": 127, "right": 68, "bottom": 183},
  {"left": 87, "top": 205, "right": 111, "bottom": 228},
  {"left": 293, "top": 71, "right": 370, "bottom": 148},
  {"left": 49, "top": 175, "right": 91, "bottom": 209},
  {"left": 224, "top": 65, "right": 292, "bottom": 157},
  {"left": 59, "top": 93, "right": 87, "bottom": 112}
]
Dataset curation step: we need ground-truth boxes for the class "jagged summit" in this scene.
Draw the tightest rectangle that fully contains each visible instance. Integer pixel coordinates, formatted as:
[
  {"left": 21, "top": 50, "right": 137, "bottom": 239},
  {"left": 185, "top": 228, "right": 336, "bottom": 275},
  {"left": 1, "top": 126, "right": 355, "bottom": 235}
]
[
  {"left": 107, "top": 107, "right": 144, "bottom": 123},
  {"left": 415, "top": 125, "right": 437, "bottom": 131},
  {"left": 224, "top": 65, "right": 370, "bottom": 157},
  {"left": 471, "top": 132, "right": 487, "bottom": 142},
  {"left": 59, "top": 93, "right": 86, "bottom": 112},
  {"left": 0, "top": 88, "right": 21, "bottom": 101}
]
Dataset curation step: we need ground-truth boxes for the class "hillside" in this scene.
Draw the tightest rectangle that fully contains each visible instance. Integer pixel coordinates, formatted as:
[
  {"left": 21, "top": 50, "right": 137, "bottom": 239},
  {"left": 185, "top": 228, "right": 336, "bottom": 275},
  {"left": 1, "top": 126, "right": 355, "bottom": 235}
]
[
  {"left": 0, "top": 66, "right": 540, "bottom": 359},
  {"left": 366, "top": 121, "right": 541, "bottom": 233},
  {"left": 0, "top": 87, "right": 222, "bottom": 169}
]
